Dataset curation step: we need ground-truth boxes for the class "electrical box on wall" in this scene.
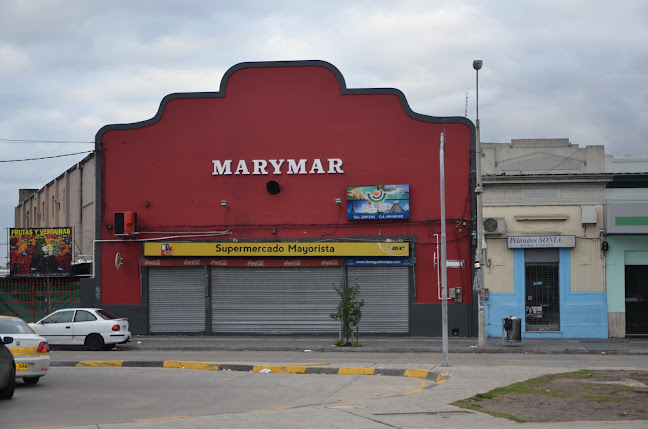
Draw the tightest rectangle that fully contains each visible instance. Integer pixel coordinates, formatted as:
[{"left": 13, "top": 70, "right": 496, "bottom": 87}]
[
  {"left": 454, "top": 287, "right": 463, "bottom": 303},
  {"left": 581, "top": 205, "right": 597, "bottom": 224},
  {"left": 114, "top": 212, "right": 138, "bottom": 236},
  {"left": 448, "top": 287, "right": 463, "bottom": 303}
]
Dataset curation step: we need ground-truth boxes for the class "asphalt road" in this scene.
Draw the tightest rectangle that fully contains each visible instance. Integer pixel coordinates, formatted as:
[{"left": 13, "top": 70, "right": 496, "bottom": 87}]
[
  {"left": 1, "top": 366, "right": 424, "bottom": 429},
  {"left": 2, "top": 350, "right": 647, "bottom": 429}
]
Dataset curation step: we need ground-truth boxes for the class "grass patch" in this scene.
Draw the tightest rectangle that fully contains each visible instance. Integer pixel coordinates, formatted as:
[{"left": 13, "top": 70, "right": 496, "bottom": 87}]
[
  {"left": 478, "top": 370, "right": 590, "bottom": 398},
  {"left": 451, "top": 370, "right": 618, "bottom": 422},
  {"left": 580, "top": 394, "right": 624, "bottom": 403}
]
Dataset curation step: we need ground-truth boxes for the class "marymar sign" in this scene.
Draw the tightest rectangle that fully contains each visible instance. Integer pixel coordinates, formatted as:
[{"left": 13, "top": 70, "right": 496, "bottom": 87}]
[
  {"left": 212, "top": 158, "right": 344, "bottom": 175},
  {"left": 507, "top": 235, "right": 576, "bottom": 249},
  {"left": 144, "top": 241, "right": 409, "bottom": 257}
]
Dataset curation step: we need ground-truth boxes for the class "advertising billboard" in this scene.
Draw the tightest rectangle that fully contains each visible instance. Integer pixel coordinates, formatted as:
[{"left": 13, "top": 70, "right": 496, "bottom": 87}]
[
  {"left": 346, "top": 185, "right": 410, "bottom": 220},
  {"left": 9, "top": 228, "right": 73, "bottom": 277}
]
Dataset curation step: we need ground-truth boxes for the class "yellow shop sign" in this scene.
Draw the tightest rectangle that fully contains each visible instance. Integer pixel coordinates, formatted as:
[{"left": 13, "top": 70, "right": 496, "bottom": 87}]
[{"left": 143, "top": 242, "right": 409, "bottom": 257}]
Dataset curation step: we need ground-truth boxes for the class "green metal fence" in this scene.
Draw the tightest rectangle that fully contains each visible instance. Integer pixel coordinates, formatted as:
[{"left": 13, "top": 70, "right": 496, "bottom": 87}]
[{"left": 0, "top": 277, "right": 80, "bottom": 322}]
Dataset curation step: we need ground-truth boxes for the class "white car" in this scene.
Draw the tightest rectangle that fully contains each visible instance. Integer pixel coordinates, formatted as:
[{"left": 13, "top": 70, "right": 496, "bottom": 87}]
[
  {"left": 29, "top": 308, "right": 131, "bottom": 351},
  {"left": 0, "top": 316, "right": 50, "bottom": 385}
]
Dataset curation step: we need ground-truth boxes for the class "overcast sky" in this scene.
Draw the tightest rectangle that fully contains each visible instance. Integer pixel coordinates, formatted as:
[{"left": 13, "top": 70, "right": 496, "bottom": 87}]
[{"left": 1, "top": 0, "right": 647, "bottom": 265}]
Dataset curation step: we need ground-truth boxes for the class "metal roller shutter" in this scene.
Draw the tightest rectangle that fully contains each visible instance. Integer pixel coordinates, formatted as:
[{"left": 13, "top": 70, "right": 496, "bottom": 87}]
[
  {"left": 348, "top": 266, "right": 409, "bottom": 333},
  {"left": 149, "top": 267, "right": 205, "bottom": 333},
  {"left": 211, "top": 267, "right": 342, "bottom": 334}
]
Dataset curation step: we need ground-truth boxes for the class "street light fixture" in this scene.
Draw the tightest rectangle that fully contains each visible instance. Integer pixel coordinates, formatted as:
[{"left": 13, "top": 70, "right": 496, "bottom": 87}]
[{"left": 473, "top": 60, "right": 482, "bottom": 126}]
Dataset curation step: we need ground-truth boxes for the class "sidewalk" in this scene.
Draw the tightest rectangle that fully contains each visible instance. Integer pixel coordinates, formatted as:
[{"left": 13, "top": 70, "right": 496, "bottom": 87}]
[{"left": 121, "top": 334, "right": 648, "bottom": 354}]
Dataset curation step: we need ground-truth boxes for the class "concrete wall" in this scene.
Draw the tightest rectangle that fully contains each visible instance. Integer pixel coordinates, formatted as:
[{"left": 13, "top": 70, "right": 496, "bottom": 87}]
[
  {"left": 606, "top": 155, "right": 648, "bottom": 173},
  {"left": 14, "top": 154, "right": 95, "bottom": 262},
  {"left": 482, "top": 139, "right": 605, "bottom": 176},
  {"left": 483, "top": 205, "right": 605, "bottom": 294}
]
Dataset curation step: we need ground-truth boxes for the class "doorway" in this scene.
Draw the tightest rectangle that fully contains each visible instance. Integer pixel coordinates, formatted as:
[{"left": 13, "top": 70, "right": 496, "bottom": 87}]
[
  {"left": 525, "top": 249, "right": 560, "bottom": 332},
  {"left": 625, "top": 265, "right": 648, "bottom": 336}
]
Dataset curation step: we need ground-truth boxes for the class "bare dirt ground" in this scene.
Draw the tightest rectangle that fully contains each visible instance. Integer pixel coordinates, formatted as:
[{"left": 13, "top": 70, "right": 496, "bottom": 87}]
[{"left": 456, "top": 370, "right": 648, "bottom": 422}]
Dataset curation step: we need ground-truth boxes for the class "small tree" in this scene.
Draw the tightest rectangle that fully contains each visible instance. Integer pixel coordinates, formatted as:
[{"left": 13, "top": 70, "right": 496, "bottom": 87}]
[{"left": 330, "top": 281, "right": 364, "bottom": 346}]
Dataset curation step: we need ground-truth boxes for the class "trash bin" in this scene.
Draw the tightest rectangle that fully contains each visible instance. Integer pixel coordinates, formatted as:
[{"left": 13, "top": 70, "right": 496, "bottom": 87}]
[{"left": 502, "top": 316, "right": 521, "bottom": 344}]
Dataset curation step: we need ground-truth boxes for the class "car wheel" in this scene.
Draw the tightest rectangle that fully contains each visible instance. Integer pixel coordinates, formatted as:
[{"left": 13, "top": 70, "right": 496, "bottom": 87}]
[
  {"left": 0, "top": 363, "right": 16, "bottom": 399},
  {"left": 85, "top": 334, "right": 105, "bottom": 351},
  {"left": 23, "top": 377, "right": 40, "bottom": 385}
]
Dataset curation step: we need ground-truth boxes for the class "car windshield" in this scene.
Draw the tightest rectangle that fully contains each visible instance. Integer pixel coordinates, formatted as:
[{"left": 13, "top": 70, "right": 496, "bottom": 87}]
[
  {"left": 96, "top": 309, "right": 119, "bottom": 320},
  {"left": 0, "top": 318, "right": 35, "bottom": 334}
]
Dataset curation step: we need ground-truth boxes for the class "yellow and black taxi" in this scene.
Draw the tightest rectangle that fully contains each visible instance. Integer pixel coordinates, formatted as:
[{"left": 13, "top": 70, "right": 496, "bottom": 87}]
[
  {"left": 0, "top": 334, "right": 15, "bottom": 399},
  {"left": 0, "top": 316, "right": 50, "bottom": 385}
]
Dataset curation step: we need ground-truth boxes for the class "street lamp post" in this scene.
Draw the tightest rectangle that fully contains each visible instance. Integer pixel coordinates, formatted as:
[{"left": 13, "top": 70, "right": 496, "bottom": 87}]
[
  {"left": 473, "top": 59, "right": 486, "bottom": 348},
  {"left": 439, "top": 131, "right": 450, "bottom": 367}
]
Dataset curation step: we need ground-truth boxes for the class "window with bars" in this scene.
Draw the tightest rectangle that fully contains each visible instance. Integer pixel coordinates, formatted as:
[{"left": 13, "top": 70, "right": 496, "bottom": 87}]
[{"left": 525, "top": 261, "right": 560, "bottom": 332}]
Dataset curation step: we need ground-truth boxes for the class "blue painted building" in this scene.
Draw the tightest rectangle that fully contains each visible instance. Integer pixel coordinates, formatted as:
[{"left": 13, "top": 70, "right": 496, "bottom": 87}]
[{"left": 480, "top": 139, "right": 609, "bottom": 338}]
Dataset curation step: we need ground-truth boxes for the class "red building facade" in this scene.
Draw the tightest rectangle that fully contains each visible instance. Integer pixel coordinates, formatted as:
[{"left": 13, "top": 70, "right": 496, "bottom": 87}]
[{"left": 85, "top": 61, "right": 476, "bottom": 336}]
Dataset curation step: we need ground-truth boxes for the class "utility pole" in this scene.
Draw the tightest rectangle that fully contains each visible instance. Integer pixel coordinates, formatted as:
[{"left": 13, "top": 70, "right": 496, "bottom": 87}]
[
  {"left": 439, "top": 131, "right": 450, "bottom": 367},
  {"left": 473, "top": 59, "right": 486, "bottom": 348}
]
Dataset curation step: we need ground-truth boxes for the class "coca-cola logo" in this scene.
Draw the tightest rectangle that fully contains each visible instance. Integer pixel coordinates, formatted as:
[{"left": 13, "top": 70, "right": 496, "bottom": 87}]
[
  {"left": 247, "top": 261, "right": 264, "bottom": 267},
  {"left": 184, "top": 259, "right": 202, "bottom": 266},
  {"left": 321, "top": 260, "right": 340, "bottom": 266},
  {"left": 210, "top": 260, "right": 228, "bottom": 266},
  {"left": 284, "top": 260, "right": 302, "bottom": 266},
  {"left": 144, "top": 260, "right": 161, "bottom": 266}
]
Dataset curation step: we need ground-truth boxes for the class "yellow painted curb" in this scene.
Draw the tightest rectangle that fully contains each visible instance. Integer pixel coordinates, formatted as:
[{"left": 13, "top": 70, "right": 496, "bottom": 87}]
[
  {"left": 163, "top": 361, "right": 221, "bottom": 370},
  {"left": 403, "top": 369, "right": 430, "bottom": 379},
  {"left": 253, "top": 365, "right": 308, "bottom": 374},
  {"left": 338, "top": 367, "right": 376, "bottom": 376},
  {"left": 77, "top": 360, "right": 124, "bottom": 367},
  {"left": 55, "top": 360, "right": 449, "bottom": 384},
  {"left": 436, "top": 372, "right": 450, "bottom": 384}
]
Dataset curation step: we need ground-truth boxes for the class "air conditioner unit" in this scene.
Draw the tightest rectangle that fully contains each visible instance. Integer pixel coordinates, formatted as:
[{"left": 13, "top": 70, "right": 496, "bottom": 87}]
[
  {"left": 114, "top": 211, "right": 138, "bottom": 236},
  {"left": 483, "top": 217, "right": 506, "bottom": 234}
]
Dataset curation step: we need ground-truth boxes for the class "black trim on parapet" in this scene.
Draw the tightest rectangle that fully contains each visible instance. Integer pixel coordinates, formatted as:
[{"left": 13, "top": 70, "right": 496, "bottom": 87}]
[{"left": 94, "top": 60, "right": 475, "bottom": 142}]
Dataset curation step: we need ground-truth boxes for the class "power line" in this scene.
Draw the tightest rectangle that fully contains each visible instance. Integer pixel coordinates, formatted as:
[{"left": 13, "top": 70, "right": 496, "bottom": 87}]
[
  {"left": 0, "top": 138, "right": 93, "bottom": 144},
  {"left": 0, "top": 150, "right": 94, "bottom": 163}
]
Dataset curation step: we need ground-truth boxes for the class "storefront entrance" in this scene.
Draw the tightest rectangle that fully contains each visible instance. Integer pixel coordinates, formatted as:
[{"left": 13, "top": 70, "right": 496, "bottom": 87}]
[
  {"left": 625, "top": 265, "right": 648, "bottom": 336},
  {"left": 149, "top": 267, "right": 206, "bottom": 333},
  {"left": 210, "top": 266, "right": 343, "bottom": 333},
  {"left": 144, "top": 257, "right": 411, "bottom": 335},
  {"left": 525, "top": 249, "right": 560, "bottom": 332}
]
